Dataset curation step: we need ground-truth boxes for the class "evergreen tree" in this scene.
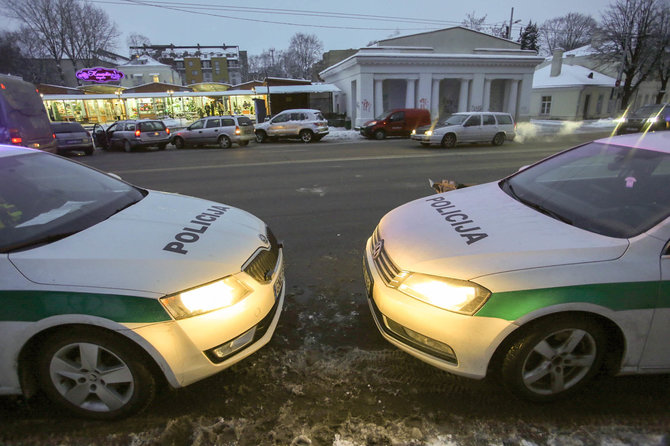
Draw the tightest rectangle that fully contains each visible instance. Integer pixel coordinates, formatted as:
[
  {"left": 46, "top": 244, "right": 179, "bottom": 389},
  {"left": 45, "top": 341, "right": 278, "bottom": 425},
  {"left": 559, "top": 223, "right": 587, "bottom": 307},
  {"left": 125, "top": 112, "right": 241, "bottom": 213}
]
[{"left": 518, "top": 21, "right": 540, "bottom": 52}]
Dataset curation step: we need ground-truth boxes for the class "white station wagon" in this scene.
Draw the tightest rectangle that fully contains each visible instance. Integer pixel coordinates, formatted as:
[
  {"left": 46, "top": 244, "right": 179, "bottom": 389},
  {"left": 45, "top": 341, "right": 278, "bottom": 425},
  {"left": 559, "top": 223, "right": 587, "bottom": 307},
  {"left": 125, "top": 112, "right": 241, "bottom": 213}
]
[
  {"left": 411, "top": 111, "right": 516, "bottom": 148},
  {"left": 0, "top": 145, "right": 284, "bottom": 419},
  {"left": 364, "top": 131, "right": 669, "bottom": 401}
]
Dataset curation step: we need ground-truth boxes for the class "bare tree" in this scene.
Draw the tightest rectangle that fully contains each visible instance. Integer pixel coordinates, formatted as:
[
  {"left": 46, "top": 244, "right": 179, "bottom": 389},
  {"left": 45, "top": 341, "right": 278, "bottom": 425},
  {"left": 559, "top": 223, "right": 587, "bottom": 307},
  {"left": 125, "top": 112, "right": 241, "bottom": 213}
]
[
  {"left": 593, "top": 0, "right": 667, "bottom": 109},
  {"left": 540, "top": 12, "right": 598, "bottom": 54},
  {"left": 128, "top": 33, "right": 151, "bottom": 56},
  {"left": 285, "top": 33, "right": 323, "bottom": 80},
  {"left": 0, "top": 0, "right": 119, "bottom": 84},
  {"left": 461, "top": 11, "right": 487, "bottom": 32},
  {"left": 654, "top": 1, "right": 670, "bottom": 103},
  {"left": 248, "top": 49, "right": 287, "bottom": 79}
]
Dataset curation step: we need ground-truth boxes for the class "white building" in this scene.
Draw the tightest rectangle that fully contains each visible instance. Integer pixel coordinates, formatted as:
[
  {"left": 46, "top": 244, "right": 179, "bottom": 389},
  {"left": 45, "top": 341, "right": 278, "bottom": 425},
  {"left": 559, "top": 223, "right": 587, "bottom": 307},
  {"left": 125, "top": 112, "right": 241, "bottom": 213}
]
[
  {"left": 117, "top": 55, "right": 182, "bottom": 87},
  {"left": 531, "top": 49, "right": 617, "bottom": 120},
  {"left": 319, "top": 27, "right": 544, "bottom": 127}
]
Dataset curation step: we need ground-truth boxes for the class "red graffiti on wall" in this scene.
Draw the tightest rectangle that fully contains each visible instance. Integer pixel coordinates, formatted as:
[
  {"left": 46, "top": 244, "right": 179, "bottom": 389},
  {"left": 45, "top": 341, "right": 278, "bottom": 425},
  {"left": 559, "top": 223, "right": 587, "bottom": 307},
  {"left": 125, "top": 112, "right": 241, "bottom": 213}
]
[
  {"left": 361, "top": 99, "right": 371, "bottom": 112},
  {"left": 419, "top": 98, "right": 429, "bottom": 109}
]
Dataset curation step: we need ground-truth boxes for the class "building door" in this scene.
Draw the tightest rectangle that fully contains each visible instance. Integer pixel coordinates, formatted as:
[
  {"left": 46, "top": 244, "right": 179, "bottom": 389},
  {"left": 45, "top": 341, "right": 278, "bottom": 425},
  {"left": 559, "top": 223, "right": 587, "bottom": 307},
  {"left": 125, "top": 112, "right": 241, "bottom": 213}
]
[{"left": 583, "top": 94, "right": 591, "bottom": 120}]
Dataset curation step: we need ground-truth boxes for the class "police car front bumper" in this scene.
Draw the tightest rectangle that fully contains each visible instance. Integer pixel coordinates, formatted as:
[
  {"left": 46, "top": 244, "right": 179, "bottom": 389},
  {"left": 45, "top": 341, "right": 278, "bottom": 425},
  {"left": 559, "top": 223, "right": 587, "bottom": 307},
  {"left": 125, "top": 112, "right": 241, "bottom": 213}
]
[
  {"left": 131, "top": 249, "right": 285, "bottom": 388},
  {"left": 363, "top": 236, "right": 513, "bottom": 379}
]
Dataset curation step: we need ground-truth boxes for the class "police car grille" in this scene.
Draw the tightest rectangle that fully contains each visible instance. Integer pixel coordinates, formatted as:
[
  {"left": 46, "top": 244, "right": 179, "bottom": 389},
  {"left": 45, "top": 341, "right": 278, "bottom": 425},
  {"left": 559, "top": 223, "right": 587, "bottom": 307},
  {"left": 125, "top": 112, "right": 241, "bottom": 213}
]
[
  {"left": 371, "top": 228, "right": 400, "bottom": 285},
  {"left": 243, "top": 228, "right": 280, "bottom": 284}
]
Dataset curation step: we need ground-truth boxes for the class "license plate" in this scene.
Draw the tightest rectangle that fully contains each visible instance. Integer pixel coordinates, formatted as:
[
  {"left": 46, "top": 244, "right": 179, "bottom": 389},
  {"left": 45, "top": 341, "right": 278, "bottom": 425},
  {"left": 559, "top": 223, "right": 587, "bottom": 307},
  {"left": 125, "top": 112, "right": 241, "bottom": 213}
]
[
  {"left": 153, "top": 132, "right": 159, "bottom": 136},
  {"left": 362, "top": 255, "right": 373, "bottom": 297},
  {"left": 67, "top": 139, "right": 80, "bottom": 144},
  {"left": 273, "top": 264, "right": 285, "bottom": 299}
]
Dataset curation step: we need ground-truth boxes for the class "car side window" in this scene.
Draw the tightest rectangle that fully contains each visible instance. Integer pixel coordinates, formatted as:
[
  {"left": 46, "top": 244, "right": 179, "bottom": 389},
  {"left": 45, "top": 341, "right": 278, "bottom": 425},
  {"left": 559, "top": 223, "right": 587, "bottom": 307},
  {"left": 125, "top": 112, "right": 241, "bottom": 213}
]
[
  {"left": 190, "top": 120, "right": 204, "bottom": 130},
  {"left": 206, "top": 119, "right": 221, "bottom": 128},
  {"left": 496, "top": 115, "right": 513, "bottom": 125},
  {"left": 483, "top": 115, "right": 496, "bottom": 125},
  {"left": 464, "top": 115, "right": 481, "bottom": 127},
  {"left": 107, "top": 123, "right": 118, "bottom": 132},
  {"left": 272, "top": 114, "right": 289, "bottom": 123},
  {"left": 126, "top": 123, "right": 135, "bottom": 131},
  {"left": 289, "top": 113, "right": 303, "bottom": 121},
  {"left": 221, "top": 118, "right": 235, "bottom": 126},
  {"left": 389, "top": 112, "right": 405, "bottom": 122}
]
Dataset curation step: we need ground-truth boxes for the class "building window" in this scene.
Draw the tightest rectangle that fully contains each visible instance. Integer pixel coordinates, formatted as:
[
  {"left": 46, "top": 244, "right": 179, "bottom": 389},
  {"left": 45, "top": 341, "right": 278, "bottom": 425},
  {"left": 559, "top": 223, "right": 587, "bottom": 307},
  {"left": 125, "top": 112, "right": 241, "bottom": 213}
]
[
  {"left": 176, "top": 61, "right": 184, "bottom": 69},
  {"left": 540, "top": 96, "right": 552, "bottom": 115},
  {"left": 152, "top": 75, "right": 159, "bottom": 83},
  {"left": 203, "top": 72, "right": 212, "bottom": 82},
  {"left": 596, "top": 94, "right": 604, "bottom": 115},
  {"left": 202, "top": 60, "right": 211, "bottom": 69},
  {"left": 192, "top": 70, "right": 198, "bottom": 76}
]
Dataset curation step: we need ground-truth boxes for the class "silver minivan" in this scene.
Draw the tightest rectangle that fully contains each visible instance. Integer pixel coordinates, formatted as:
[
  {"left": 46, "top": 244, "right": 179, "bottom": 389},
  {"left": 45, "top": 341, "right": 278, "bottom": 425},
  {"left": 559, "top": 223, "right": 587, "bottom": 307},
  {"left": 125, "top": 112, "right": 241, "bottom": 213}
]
[
  {"left": 171, "top": 115, "right": 255, "bottom": 149},
  {"left": 411, "top": 112, "right": 516, "bottom": 148}
]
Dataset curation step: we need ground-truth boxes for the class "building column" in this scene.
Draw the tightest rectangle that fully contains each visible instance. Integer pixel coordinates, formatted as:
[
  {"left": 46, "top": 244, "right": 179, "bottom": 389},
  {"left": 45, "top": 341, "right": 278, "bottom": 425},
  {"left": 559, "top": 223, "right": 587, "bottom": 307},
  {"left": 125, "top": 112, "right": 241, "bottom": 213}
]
[
  {"left": 374, "top": 79, "right": 384, "bottom": 117},
  {"left": 357, "top": 73, "right": 374, "bottom": 127},
  {"left": 406, "top": 79, "right": 416, "bottom": 108},
  {"left": 508, "top": 80, "right": 519, "bottom": 119},
  {"left": 431, "top": 79, "right": 440, "bottom": 117},
  {"left": 458, "top": 79, "right": 470, "bottom": 112},
  {"left": 483, "top": 78, "right": 492, "bottom": 112}
]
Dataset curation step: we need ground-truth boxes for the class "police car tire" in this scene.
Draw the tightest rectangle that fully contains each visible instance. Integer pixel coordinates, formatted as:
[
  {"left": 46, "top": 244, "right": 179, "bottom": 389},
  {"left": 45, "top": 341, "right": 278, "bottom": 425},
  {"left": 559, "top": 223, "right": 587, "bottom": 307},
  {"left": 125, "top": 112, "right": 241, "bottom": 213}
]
[
  {"left": 218, "top": 135, "right": 232, "bottom": 149},
  {"left": 500, "top": 316, "right": 607, "bottom": 402},
  {"left": 36, "top": 327, "right": 156, "bottom": 420}
]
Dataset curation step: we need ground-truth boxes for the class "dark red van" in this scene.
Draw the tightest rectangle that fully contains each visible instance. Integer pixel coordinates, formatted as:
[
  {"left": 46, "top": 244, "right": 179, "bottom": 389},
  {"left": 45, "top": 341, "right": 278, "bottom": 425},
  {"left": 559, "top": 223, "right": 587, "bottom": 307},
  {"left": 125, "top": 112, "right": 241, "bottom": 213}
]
[{"left": 360, "top": 108, "right": 431, "bottom": 140}]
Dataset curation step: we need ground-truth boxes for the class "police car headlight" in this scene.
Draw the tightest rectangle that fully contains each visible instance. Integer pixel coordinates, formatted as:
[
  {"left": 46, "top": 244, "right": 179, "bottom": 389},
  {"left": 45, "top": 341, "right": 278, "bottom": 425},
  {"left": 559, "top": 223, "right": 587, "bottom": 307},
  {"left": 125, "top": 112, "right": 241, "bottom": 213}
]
[
  {"left": 161, "top": 276, "right": 252, "bottom": 320},
  {"left": 391, "top": 271, "right": 490, "bottom": 315}
]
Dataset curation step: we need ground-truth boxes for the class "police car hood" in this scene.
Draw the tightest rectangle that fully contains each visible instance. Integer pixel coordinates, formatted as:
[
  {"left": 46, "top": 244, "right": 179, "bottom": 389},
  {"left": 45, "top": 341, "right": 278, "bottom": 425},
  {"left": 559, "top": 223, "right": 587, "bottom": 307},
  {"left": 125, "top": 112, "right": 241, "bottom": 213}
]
[
  {"left": 378, "top": 182, "right": 629, "bottom": 281},
  {"left": 9, "top": 191, "right": 269, "bottom": 295}
]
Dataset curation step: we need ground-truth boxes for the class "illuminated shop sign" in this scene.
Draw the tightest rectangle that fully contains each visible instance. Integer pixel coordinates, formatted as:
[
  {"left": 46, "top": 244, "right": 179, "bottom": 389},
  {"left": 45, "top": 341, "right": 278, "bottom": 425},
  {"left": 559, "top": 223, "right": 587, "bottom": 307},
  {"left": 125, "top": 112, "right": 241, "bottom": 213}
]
[{"left": 76, "top": 67, "right": 125, "bottom": 83}]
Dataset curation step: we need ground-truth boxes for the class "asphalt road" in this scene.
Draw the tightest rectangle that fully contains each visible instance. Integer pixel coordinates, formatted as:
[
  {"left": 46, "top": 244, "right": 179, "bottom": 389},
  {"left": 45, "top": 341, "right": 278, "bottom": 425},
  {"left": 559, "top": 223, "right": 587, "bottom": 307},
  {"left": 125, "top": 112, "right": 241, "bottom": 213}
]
[{"left": 3, "top": 132, "right": 670, "bottom": 445}]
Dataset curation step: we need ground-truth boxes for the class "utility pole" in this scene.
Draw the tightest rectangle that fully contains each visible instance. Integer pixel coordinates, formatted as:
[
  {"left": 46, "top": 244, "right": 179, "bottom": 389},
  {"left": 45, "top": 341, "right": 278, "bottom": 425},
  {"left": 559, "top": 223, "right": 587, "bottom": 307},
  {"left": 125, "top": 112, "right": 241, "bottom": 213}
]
[{"left": 507, "top": 7, "right": 515, "bottom": 39}]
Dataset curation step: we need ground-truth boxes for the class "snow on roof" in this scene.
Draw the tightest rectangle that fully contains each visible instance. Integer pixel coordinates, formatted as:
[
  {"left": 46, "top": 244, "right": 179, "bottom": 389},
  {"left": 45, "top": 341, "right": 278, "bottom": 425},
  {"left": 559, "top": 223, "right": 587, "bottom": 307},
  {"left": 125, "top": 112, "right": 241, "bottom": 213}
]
[
  {"left": 120, "top": 55, "right": 169, "bottom": 67},
  {"left": 254, "top": 84, "right": 341, "bottom": 94},
  {"left": 533, "top": 64, "right": 616, "bottom": 88}
]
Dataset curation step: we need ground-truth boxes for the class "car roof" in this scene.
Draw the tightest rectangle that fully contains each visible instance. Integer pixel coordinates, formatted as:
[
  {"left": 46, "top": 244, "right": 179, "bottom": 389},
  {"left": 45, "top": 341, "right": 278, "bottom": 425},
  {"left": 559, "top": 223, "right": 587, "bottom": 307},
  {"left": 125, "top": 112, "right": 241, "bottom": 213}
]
[
  {"left": 595, "top": 130, "right": 670, "bottom": 154},
  {"left": 278, "top": 109, "right": 321, "bottom": 113}
]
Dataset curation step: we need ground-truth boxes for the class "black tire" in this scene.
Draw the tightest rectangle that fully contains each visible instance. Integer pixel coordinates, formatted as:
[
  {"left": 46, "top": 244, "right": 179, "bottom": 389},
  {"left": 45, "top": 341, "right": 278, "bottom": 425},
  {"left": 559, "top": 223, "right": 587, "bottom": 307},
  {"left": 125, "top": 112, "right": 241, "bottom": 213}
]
[
  {"left": 441, "top": 133, "right": 456, "bottom": 148},
  {"left": 299, "top": 129, "right": 314, "bottom": 143},
  {"left": 123, "top": 140, "right": 132, "bottom": 153},
  {"left": 36, "top": 327, "right": 156, "bottom": 420},
  {"left": 374, "top": 129, "right": 386, "bottom": 140},
  {"left": 501, "top": 316, "right": 607, "bottom": 402},
  {"left": 157, "top": 143, "right": 166, "bottom": 151},
  {"left": 255, "top": 131, "right": 267, "bottom": 143},
  {"left": 239, "top": 140, "right": 249, "bottom": 147},
  {"left": 173, "top": 137, "right": 185, "bottom": 150},
  {"left": 492, "top": 132, "right": 506, "bottom": 146},
  {"left": 218, "top": 135, "right": 232, "bottom": 149}
]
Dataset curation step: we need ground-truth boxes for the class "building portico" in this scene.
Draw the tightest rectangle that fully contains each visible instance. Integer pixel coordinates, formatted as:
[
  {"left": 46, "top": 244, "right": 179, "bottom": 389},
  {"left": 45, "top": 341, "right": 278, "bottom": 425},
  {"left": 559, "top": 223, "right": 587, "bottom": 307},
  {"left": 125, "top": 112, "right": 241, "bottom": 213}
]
[{"left": 320, "top": 27, "right": 543, "bottom": 127}]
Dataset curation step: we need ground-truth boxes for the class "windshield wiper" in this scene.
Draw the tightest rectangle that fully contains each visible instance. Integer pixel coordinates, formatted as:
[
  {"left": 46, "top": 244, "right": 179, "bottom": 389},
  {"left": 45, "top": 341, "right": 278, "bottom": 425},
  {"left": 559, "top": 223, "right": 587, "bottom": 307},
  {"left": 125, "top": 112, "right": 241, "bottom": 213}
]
[
  {"left": 2, "top": 231, "right": 79, "bottom": 253},
  {"left": 501, "top": 179, "right": 574, "bottom": 225}
]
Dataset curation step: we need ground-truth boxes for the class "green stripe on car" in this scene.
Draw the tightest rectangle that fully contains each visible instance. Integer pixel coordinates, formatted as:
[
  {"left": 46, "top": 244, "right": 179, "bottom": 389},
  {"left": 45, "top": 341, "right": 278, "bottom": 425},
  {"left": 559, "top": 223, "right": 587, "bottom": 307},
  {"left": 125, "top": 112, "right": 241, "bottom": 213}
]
[
  {"left": 476, "top": 281, "right": 667, "bottom": 321},
  {"left": 0, "top": 290, "right": 170, "bottom": 323}
]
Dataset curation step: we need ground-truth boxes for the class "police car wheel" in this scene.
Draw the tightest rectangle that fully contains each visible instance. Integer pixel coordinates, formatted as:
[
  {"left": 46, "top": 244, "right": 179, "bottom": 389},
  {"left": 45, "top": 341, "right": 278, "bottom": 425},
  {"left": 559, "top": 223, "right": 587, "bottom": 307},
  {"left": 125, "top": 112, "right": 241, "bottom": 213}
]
[
  {"left": 37, "top": 328, "right": 156, "bottom": 420},
  {"left": 218, "top": 135, "right": 232, "bottom": 149},
  {"left": 501, "top": 316, "right": 607, "bottom": 402}
]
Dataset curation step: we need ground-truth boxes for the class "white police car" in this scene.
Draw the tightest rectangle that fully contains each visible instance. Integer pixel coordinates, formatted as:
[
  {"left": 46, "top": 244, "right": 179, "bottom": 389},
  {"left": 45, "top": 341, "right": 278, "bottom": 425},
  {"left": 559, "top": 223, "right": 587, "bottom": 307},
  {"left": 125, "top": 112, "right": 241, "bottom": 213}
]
[
  {"left": 364, "top": 131, "right": 670, "bottom": 401},
  {"left": 0, "top": 145, "right": 284, "bottom": 419}
]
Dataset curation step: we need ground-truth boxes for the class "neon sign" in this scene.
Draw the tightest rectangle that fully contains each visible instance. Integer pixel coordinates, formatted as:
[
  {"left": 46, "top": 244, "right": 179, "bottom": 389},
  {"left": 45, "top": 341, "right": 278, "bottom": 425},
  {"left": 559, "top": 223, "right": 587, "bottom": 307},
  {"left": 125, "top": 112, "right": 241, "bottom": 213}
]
[{"left": 76, "top": 67, "right": 125, "bottom": 83}]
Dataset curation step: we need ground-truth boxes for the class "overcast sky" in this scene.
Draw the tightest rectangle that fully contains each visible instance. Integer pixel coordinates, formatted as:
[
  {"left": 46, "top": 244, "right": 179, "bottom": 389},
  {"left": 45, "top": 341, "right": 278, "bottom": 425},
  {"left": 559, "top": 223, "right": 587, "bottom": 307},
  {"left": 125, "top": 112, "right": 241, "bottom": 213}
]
[{"left": 5, "top": 0, "right": 616, "bottom": 56}]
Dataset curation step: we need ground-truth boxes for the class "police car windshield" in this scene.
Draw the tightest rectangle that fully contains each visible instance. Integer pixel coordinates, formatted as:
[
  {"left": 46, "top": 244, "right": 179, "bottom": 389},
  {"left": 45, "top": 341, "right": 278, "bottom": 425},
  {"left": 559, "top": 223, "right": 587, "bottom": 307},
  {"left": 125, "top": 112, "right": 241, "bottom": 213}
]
[
  {"left": 0, "top": 152, "right": 145, "bottom": 252},
  {"left": 501, "top": 141, "right": 670, "bottom": 238}
]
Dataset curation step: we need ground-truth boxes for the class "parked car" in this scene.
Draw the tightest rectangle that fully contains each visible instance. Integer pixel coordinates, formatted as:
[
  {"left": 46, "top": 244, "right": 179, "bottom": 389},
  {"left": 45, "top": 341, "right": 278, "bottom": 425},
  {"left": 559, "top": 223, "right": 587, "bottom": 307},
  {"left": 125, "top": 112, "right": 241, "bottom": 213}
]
[
  {"left": 0, "top": 74, "right": 57, "bottom": 153},
  {"left": 411, "top": 112, "right": 516, "bottom": 148},
  {"left": 51, "top": 122, "right": 94, "bottom": 156},
  {"left": 171, "top": 115, "right": 254, "bottom": 149},
  {"left": 0, "top": 145, "right": 285, "bottom": 419},
  {"left": 93, "top": 119, "right": 170, "bottom": 152},
  {"left": 615, "top": 103, "right": 670, "bottom": 135},
  {"left": 364, "top": 131, "right": 669, "bottom": 401},
  {"left": 254, "top": 109, "right": 329, "bottom": 143},
  {"left": 360, "top": 108, "right": 431, "bottom": 140}
]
